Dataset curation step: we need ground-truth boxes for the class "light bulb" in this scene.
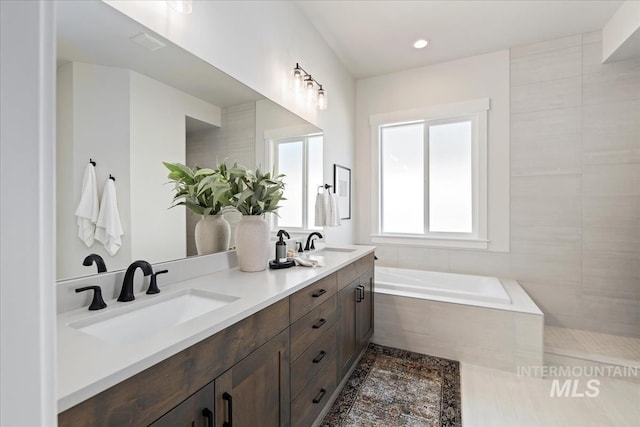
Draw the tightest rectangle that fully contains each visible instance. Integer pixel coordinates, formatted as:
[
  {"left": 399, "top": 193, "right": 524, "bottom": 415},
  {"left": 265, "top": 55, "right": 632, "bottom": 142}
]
[
  {"left": 317, "top": 87, "right": 327, "bottom": 110},
  {"left": 292, "top": 66, "right": 303, "bottom": 90},
  {"left": 304, "top": 76, "right": 315, "bottom": 100}
]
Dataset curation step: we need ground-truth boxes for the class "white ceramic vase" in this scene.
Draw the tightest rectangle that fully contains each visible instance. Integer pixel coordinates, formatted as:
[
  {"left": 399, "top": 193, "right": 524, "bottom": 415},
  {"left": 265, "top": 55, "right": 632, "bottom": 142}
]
[
  {"left": 195, "top": 214, "right": 231, "bottom": 255},
  {"left": 235, "top": 215, "right": 270, "bottom": 272}
]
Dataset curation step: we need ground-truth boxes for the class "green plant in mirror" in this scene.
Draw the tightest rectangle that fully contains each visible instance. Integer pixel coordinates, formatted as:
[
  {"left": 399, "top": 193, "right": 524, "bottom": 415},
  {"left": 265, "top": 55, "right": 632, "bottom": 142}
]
[
  {"left": 163, "top": 162, "right": 231, "bottom": 216},
  {"left": 220, "top": 162, "right": 286, "bottom": 216}
]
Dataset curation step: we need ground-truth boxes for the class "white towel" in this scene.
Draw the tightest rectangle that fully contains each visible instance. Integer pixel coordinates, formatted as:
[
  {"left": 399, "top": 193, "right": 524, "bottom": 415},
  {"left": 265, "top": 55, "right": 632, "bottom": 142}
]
[
  {"left": 74, "top": 163, "right": 99, "bottom": 247},
  {"left": 95, "top": 179, "right": 123, "bottom": 256},
  {"left": 314, "top": 191, "right": 326, "bottom": 227},
  {"left": 327, "top": 192, "right": 341, "bottom": 227}
]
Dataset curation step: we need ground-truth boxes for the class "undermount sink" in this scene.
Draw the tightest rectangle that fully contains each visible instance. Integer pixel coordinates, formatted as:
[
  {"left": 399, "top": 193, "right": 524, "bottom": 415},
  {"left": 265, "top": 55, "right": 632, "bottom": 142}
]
[
  {"left": 305, "top": 247, "right": 357, "bottom": 256},
  {"left": 70, "top": 289, "right": 239, "bottom": 345},
  {"left": 321, "top": 247, "right": 357, "bottom": 253}
]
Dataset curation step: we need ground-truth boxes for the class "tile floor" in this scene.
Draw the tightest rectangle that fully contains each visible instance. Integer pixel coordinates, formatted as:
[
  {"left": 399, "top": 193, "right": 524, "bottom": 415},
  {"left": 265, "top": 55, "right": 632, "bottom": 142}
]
[{"left": 460, "top": 326, "right": 640, "bottom": 427}]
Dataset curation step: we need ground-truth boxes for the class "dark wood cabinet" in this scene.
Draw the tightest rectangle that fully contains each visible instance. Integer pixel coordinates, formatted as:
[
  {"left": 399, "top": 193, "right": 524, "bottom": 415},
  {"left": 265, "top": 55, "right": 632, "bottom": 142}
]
[
  {"left": 150, "top": 381, "right": 215, "bottom": 427},
  {"left": 214, "top": 329, "right": 290, "bottom": 427},
  {"left": 338, "top": 258, "right": 374, "bottom": 381},
  {"left": 59, "top": 253, "right": 374, "bottom": 427},
  {"left": 338, "top": 279, "right": 359, "bottom": 379},
  {"left": 357, "top": 273, "right": 374, "bottom": 346}
]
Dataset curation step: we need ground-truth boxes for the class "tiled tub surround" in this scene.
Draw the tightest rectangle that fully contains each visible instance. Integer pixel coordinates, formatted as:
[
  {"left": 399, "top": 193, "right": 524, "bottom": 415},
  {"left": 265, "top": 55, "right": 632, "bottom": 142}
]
[
  {"left": 372, "top": 267, "right": 544, "bottom": 374},
  {"left": 370, "top": 31, "right": 640, "bottom": 338},
  {"left": 56, "top": 245, "right": 375, "bottom": 412}
]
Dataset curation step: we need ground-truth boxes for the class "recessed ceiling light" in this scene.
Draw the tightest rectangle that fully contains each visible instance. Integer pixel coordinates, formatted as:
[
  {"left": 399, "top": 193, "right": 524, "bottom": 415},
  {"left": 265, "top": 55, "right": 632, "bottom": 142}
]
[{"left": 413, "top": 39, "right": 429, "bottom": 49}]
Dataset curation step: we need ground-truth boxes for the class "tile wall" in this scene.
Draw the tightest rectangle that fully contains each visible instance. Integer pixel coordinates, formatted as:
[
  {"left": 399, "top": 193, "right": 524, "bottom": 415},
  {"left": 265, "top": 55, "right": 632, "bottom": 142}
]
[{"left": 375, "top": 32, "right": 640, "bottom": 337}]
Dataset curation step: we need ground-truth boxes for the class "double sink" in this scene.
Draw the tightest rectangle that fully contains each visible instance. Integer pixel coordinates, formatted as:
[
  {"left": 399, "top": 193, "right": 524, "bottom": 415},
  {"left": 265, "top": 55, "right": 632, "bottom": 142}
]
[{"left": 69, "top": 247, "right": 355, "bottom": 346}]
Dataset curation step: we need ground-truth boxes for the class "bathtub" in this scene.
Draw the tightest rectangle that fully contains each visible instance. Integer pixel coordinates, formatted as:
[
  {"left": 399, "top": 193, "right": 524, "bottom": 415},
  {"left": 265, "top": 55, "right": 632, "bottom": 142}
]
[
  {"left": 376, "top": 267, "right": 511, "bottom": 305},
  {"left": 372, "top": 266, "right": 544, "bottom": 373}
]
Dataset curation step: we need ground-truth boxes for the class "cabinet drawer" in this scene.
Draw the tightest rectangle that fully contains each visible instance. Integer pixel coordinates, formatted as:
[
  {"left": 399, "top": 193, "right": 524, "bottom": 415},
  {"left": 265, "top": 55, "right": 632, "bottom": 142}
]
[
  {"left": 337, "top": 262, "right": 358, "bottom": 290},
  {"left": 290, "top": 273, "right": 337, "bottom": 323},
  {"left": 291, "top": 354, "right": 338, "bottom": 427},
  {"left": 291, "top": 322, "right": 337, "bottom": 399},
  {"left": 290, "top": 296, "right": 337, "bottom": 360},
  {"left": 356, "top": 253, "right": 374, "bottom": 276}
]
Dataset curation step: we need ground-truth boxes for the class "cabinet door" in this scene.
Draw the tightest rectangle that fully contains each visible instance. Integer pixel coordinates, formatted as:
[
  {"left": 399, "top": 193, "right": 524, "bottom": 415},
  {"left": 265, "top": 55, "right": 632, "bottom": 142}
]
[
  {"left": 338, "top": 279, "right": 359, "bottom": 379},
  {"left": 214, "top": 330, "right": 290, "bottom": 427},
  {"left": 149, "top": 381, "right": 215, "bottom": 427},
  {"left": 357, "top": 273, "right": 374, "bottom": 348}
]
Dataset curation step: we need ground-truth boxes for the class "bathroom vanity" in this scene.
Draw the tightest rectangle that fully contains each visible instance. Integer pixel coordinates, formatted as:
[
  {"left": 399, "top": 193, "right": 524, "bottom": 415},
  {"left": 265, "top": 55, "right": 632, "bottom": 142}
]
[{"left": 57, "top": 248, "right": 375, "bottom": 426}]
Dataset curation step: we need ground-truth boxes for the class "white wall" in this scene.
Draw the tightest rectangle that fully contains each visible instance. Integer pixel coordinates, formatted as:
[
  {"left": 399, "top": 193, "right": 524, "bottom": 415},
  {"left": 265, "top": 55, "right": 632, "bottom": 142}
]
[
  {"left": 105, "top": 0, "right": 357, "bottom": 244},
  {"left": 56, "top": 62, "right": 133, "bottom": 279},
  {"left": 0, "top": 1, "right": 56, "bottom": 425},
  {"left": 355, "top": 50, "right": 511, "bottom": 252},
  {"left": 129, "top": 71, "right": 220, "bottom": 263}
]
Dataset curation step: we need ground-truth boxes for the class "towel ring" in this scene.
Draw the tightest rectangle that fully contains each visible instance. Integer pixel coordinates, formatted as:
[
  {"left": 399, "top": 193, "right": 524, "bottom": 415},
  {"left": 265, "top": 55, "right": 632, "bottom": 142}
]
[{"left": 109, "top": 174, "right": 116, "bottom": 182}]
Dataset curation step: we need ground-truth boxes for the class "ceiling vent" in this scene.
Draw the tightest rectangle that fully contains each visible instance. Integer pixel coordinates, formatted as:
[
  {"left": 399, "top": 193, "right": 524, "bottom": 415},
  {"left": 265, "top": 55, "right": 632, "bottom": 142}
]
[{"left": 129, "top": 33, "right": 166, "bottom": 52}]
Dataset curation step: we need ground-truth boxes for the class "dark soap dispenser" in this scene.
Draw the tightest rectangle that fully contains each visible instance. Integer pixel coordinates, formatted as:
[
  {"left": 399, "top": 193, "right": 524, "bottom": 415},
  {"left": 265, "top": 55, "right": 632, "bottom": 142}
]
[
  {"left": 270, "top": 230, "right": 294, "bottom": 269},
  {"left": 275, "top": 229, "right": 290, "bottom": 263}
]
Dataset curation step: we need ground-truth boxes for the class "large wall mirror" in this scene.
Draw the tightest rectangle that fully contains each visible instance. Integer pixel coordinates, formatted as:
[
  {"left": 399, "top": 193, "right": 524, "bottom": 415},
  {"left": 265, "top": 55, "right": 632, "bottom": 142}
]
[{"left": 56, "top": 1, "right": 322, "bottom": 281}]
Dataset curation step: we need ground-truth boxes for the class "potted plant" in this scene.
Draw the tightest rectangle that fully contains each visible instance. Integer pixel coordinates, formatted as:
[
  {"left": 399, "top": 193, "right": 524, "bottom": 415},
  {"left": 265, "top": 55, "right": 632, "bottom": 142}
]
[
  {"left": 163, "top": 162, "right": 232, "bottom": 255},
  {"left": 223, "top": 163, "right": 286, "bottom": 272}
]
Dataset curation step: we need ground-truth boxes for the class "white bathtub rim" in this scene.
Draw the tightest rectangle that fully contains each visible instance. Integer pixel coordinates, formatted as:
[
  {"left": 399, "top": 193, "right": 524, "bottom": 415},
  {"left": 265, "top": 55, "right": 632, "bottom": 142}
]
[{"left": 375, "top": 277, "right": 543, "bottom": 316}]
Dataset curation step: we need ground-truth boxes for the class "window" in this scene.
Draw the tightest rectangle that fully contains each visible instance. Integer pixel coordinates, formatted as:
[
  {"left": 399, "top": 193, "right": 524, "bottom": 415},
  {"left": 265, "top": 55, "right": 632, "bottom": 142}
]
[
  {"left": 371, "top": 99, "right": 488, "bottom": 249},
  {"left": 273, "top": 134, "right": 323, "bottom": 231}
]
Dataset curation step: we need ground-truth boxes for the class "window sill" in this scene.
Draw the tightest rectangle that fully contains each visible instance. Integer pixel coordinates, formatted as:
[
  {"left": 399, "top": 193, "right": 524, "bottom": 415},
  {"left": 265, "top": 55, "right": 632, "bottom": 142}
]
[{"left": 370, "top": 234, "right": 489, "bottom": 250}]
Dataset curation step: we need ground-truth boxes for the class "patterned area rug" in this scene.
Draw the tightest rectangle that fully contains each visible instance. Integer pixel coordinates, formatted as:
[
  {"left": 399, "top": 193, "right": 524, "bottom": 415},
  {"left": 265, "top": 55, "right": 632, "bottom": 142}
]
[{"left": 322, "top": 344, "right": 462, "bottom": 427}]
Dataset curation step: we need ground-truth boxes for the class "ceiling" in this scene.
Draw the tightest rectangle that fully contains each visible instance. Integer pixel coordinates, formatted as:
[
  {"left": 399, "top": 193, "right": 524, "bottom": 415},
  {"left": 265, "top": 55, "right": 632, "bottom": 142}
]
[
  {"left": 296, "top": 0, "right": 624, "bottom": 79},
  {"left": 56, "top": 1, "right": 263, "bottom": 107}
]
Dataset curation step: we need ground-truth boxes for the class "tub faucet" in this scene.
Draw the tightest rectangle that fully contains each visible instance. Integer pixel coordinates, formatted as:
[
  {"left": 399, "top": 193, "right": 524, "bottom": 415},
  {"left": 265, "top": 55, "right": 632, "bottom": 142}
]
[
  {"left": 304, "top": 232, "right": 323, "bottom": 251},
  {"left": 82, "top": 253, "right": 107, "bottom": 273},
  {"left": 118, "top": 260, "right": 153, "bottom": 302}
]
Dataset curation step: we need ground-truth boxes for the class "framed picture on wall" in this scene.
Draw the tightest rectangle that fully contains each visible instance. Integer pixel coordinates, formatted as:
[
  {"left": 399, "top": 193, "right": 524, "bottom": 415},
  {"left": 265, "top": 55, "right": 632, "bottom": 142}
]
[{"left": 333, "top": 164, "right": 351, "bottom": 220}]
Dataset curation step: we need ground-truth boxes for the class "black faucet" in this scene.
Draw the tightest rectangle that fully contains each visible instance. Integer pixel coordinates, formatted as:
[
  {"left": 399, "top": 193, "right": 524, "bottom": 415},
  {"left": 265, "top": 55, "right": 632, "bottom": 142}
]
[
  {"left": 304, "top": 232, "right": 323, "bottom": 251},
  {"left": 83, "top": 254, "right": 107, "bottom": 273},
  {"left": 118, "top": 260, "right": 153, "bottom": 302}
]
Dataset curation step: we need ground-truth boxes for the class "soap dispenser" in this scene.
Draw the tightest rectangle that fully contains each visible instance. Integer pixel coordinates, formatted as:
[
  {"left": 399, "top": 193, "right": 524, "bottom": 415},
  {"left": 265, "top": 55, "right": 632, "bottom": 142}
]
[
  {"left": 275, "top": 230, "right": 290, "bottom": 263},
  {"left": 269, "top": 230, "right": 295, "bottom": 269}
]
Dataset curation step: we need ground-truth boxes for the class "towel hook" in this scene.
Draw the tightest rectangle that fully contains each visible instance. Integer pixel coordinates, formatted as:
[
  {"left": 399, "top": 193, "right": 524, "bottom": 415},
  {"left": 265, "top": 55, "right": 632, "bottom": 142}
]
[
  {"left": 89, "top": 158, "right": 96, "bottom": 167},
  {"left": 109, "top": 174, "right": 116, "bottom": 182}
]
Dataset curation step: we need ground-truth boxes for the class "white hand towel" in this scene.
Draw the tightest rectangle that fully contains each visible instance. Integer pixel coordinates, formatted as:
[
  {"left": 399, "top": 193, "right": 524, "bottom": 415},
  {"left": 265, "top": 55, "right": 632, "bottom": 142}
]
[
  {"left": 292, "top": 256, "right": 320, "bottom": 268},
  {"left": 327, "top": 192, "right": 341, "bottom": 227},
  {"left": 95, "top": 179, "right": 123, "bottom": 256},
  {"left": 314, "top": 191, "right": 326, "bottom": 227},
  {"left": 74, "top": 163, "right": 99, "bottom": 247}
]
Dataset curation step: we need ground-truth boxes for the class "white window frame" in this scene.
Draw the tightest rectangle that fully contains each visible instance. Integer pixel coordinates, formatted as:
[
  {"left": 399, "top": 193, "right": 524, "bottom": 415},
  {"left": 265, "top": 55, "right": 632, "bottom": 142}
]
[
  {"left": 370, "top": 98, "right": 489, "bottom": 249},
  {"left": 270, "top": 133, "right": 323, "bottom": 233}
]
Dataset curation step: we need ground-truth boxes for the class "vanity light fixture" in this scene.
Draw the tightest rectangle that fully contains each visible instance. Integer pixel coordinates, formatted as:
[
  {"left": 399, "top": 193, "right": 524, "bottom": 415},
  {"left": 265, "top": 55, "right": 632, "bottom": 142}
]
[
  {"left": 166, "top": 0, "right": 193, "bottom": 14},
  {"left": 292, "top": 63, "right": 328, "bottom": 110}
]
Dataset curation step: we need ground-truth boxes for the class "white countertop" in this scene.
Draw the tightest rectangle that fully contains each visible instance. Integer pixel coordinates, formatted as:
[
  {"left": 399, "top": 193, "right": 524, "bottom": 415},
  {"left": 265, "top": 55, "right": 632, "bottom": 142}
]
[{"left": 57, "top": 245, "right": 375, "bottom": 412}]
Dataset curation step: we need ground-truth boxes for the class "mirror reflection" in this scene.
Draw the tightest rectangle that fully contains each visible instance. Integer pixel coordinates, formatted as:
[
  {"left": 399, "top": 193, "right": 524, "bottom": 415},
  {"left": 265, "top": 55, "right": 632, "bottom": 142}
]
[{"left": 55, "top": 1, "right": 322, "bottom": 281}]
